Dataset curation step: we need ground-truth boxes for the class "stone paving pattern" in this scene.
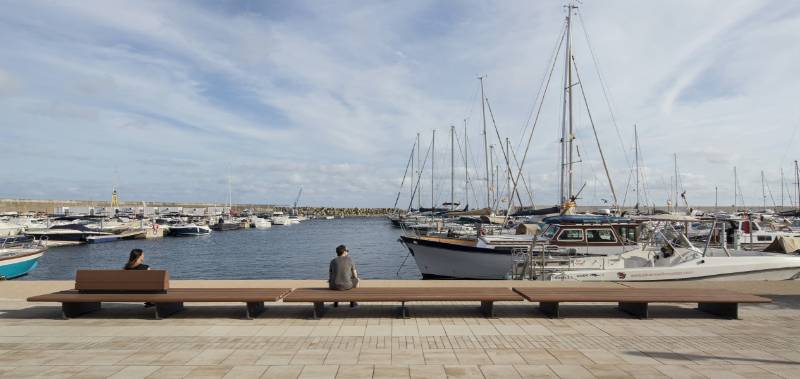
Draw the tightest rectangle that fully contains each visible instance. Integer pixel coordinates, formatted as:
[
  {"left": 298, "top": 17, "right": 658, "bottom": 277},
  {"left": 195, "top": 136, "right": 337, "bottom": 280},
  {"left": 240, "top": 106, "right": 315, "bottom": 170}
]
[{"left": 1, "top": 280, "right": 799, "bottom": 378}]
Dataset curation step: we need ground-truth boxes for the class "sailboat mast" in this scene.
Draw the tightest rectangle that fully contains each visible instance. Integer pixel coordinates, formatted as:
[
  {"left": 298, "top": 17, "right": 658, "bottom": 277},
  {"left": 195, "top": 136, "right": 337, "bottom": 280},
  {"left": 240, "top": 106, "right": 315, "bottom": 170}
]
[
  {"left": 781, "top": 168, "right": 785, "bottom": 209},
  {"left": 634, "top": 124, "right": 640, "bottom": 210},
  {"left": 479, "top": 76, "right": 490, "bottom": 210},
  {"left": 761, "top": 171, "right": 766, "bottom": 209},
  {"left": 227, "top": 175, "right": 232, "bottom": 216},
  {"left": 431, "top": 129, "right": 435, "bottom": 214},
  {"left": 673, "top": 153, "right": 678, "bottom": 211},
  {"left": 489, "top": 144, "right": 495, "bottom": 206},
  {"left": 795, "top": 160, "right": 799, "bottom": 212},
  {"left": 558, "top": 3, "right": 578, "bottom": 206},
  {"left": 417, "top": 132, "right": 421, "bottom": 211},
  {"left": 566, "top": 4, "right": 575, "bottom": 202},
  {"left": 410, "top": 138, "right": 415, "bottom": 208},
  {"left": 505, "top": 138, "right": 511, "bottom": 211},
  {"left": 464, "top": 120, "right": 469, "bottom": 209},
  {"left": 733, "top": 166, "right": 738, "bottom": 209},
  {"left": 450, "top": 125, "right": 455, "bottom": 212}
]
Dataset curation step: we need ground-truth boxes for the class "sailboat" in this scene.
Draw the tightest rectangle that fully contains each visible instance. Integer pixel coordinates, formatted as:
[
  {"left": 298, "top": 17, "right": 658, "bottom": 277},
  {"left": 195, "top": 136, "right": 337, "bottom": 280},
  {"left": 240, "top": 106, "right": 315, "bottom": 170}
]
[
  {"left": 211, "top": 176, "right": 242, "bottom": 231},
  {"left": 400, "top": 3, "right": 633, "bottom": 279}
]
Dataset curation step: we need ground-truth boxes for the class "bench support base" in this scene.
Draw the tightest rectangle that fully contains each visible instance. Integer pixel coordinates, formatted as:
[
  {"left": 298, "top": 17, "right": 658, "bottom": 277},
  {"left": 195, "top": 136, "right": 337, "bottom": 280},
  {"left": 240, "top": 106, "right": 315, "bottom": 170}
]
[
  {"left": 155, "top": 302, "right": 184, "bottom": 319},
  {"left": 619, "top": 302, "right": 649, "bottom": 319},
  {"left": 539, "top": 302, "right": 560, "bottom": 318},
  {"left": 698, "top": 302, "right": 738, "bottom": 319},
  {"left": 62, "top": 302, "right": 101, "bottom": 319},
  {"left": 312, "top": 302, "right": 326, "bottom": 319},
  {"left": 245, "top": 302, "right": 265, "bottom": 320},
  {"left": 398, "top": 302, "right": 409, "bottom": 319},
  {"left": 480, "top": 301, "right": 495, "bottom": 318}
]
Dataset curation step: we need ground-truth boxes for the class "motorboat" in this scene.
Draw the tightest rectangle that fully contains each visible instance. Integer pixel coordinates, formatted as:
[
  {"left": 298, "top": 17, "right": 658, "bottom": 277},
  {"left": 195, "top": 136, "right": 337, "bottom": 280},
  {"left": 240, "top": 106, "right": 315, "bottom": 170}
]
[
  {"left": 0, "top": 221, "right": 22, "bottom": 237},
  {"left": 400, "top": 215, "right": 641, "bottom": 279},
  {"left": 547, "top": 218, "right": 800, "bottom": 281},
  {"left": 86, "top": 235, "right": 120, "bottom": 244},
  {"left": 0, "top": 237, "right": 47, "bottom": 279},
  {"left": 167, "top": 224, "right": 212, "bottom": 236},
  {"left": 271, "top": 212, "right": 290, "bottom": 225},
  {"left": 25, "top": 224, "right": 112, "bottom": 246},
  {"left": 209, "top": 218, "right": 241, "bottom": 231},
  {"left": 720, "top": 217, "right": 800, "bottom": 250},
  {"left": 251, "top": 216, "right": 272, "bottom": 229}
]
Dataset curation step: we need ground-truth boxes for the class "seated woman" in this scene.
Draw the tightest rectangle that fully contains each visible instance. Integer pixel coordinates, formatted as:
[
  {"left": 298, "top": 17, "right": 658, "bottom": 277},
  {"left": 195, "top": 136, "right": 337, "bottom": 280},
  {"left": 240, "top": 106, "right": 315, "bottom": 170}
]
[{"left": 124, "top": 248, "right": 153, "bottom": 307}]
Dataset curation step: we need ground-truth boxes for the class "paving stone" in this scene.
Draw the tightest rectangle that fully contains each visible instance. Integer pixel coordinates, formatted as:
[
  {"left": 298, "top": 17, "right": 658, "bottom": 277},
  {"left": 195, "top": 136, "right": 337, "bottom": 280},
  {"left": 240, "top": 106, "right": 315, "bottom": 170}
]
[
  {"left": 186, "top": 366, "right": 233, "bottom": 379},
  {"left": 546, "top": 364, "right": 594, "bottom": 379},
  {"left": 263, "top": 365, "right": 305, "bottom": 379},
  {"left": 335, "top": 364, "right": 374, "bottom": 379},
  {"left": 409, "top": 365, "right": 447, "bottom": 379},
  {"left": 109, "top": 365, "right": 161, "bottom": 379},
  {"left": 480, "top": 364, "right": 522, "bottom": 378},
  {"left": 374, "top": 365, "right": 411, "bottom": 379},
  {"left": 221, "top": 365, "right": 268, "bottom": 379},
  {"left": 443, "top": 365, "right": 484, "bottom": 379},
  {"left": 298, "top": 365, "right": 339, "bottom": 379},
  {"left": 512, "top": 364, "right": 557, "bottom": 379}
]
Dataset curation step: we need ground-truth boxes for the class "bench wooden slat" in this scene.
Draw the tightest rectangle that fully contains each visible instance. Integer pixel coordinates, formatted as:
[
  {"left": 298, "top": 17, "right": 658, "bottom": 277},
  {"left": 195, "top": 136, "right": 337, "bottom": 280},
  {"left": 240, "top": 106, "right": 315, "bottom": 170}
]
[
  {"left": 512, "top": 288, "right": 771, "bottom": 303},
  {"left": 28, "top": 288, "right": 293, "bottom": 303},
  {"left": 75, "top": 270, "right": 169, "bottom": 292},
  {"left": 282, "top": 287, "right": 523, "bottom": 302}
]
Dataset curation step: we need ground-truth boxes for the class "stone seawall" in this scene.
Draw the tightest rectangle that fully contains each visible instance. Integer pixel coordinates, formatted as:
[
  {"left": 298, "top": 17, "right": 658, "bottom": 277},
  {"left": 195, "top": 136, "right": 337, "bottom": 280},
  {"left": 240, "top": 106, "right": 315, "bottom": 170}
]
[{"left": 0, "top": 198, "right": 395, "bottom": 217}]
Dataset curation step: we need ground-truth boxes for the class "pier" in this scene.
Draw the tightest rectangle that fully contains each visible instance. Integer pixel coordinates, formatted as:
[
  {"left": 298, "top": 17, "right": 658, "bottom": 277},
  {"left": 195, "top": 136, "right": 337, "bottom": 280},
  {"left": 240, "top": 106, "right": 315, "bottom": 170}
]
[{"left": 1, "top": 280, "right": 799, "bottom": 378}]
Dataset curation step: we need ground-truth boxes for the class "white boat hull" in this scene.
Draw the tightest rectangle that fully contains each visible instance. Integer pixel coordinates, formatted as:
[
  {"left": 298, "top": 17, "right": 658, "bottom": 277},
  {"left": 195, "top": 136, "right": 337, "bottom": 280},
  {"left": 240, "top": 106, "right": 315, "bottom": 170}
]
[
  {"left": 557, "top": 256, "right": 800, "bottom": 281},
  {"left": 401, "top": 236, "right": 514, "bottom": 279}
]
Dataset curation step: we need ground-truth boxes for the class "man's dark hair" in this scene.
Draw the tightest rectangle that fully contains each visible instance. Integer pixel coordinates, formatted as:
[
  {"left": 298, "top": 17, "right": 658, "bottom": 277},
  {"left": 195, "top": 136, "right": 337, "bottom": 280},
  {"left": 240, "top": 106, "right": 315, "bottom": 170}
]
[{"left": 336, "top": 245, "right": 347, "bottom": 256}]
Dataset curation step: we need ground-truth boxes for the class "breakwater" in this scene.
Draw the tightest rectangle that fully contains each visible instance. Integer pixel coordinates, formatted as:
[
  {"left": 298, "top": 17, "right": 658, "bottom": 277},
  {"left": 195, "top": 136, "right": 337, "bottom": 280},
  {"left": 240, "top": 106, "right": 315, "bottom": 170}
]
[{"left": 0, "top": 199, "right": 396, "bottom": 217}]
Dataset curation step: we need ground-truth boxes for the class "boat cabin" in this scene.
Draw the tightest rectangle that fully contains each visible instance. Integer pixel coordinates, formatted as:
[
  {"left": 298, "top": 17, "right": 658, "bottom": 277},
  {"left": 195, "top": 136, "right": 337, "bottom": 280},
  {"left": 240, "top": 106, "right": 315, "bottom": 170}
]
[{"left": 534, "top": 215, "right": 640, "bottom": 256}]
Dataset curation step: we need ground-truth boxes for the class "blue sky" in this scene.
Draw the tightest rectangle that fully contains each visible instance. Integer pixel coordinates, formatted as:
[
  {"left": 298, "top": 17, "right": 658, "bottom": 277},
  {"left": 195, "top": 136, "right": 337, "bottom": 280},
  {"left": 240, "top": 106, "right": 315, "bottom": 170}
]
[{"left": 1, "top": 0, "right": 799, "bottom": 208}]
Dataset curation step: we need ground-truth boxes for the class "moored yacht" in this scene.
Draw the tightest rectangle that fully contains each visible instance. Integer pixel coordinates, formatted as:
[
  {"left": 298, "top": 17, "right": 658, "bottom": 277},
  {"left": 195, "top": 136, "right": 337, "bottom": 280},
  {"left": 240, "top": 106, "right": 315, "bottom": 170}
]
[
  {"left": 167, "top": 224, "right": 212, "bottom": 236},
  {"left": 400, "top": 215, "right": 641, "bottom": 279},
  {"left": 547, "top": 218, "right": 800, "bottom": 281},
  {"left": 0, "top": 237, "right": 47, "bottom": 279}
]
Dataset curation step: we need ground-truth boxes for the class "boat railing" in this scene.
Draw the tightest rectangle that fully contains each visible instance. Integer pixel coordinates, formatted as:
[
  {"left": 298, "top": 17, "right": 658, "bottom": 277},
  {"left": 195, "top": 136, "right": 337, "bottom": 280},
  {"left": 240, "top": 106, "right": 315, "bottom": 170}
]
[{"left": 1, "top": 235, "right": 46, "bottom": 250}]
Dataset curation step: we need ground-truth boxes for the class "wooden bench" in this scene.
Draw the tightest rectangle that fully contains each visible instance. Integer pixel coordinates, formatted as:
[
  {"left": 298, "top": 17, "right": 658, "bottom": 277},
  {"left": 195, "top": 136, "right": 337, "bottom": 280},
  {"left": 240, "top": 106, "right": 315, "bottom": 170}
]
[
  {"left": 512, "top": 287, "right": 772, "bottom": 319},
  {"left": 27, "top": 270, "right": 292, "bottom": 319},
  {"left": 282, "top": 287, "right": 523, "bottom": 319}
]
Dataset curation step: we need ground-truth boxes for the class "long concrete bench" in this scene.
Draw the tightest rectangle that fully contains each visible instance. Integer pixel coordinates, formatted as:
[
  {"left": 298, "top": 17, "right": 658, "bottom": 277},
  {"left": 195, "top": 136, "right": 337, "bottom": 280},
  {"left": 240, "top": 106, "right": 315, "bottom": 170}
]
[
  {"left": 27, "top": 270, "right": 292, "bottom": 319},
  {"left": 281, "top": 287, "right": 524, "bottom": 319},
  {"left": 512, "top": 287, "right": 772, "bottom": 319}
]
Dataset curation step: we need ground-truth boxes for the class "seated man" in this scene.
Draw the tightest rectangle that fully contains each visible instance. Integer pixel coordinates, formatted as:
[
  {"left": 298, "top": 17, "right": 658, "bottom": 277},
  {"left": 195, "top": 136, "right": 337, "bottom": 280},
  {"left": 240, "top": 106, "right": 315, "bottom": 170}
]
[{"left": 329, "top": 244, "right": 359, "bottom": 307}]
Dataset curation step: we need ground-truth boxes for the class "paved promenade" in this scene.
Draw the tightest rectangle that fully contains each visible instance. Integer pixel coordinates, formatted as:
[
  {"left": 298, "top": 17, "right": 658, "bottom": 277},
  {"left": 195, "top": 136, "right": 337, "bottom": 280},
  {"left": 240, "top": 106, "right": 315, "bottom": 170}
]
[{"left": 1, "top": 280, "right": 799, "bottom": 378}]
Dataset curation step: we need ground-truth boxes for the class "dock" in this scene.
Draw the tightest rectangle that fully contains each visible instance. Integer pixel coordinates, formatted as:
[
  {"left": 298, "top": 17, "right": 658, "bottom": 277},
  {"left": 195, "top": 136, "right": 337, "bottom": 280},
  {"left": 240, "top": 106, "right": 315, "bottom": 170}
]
[{"left": 1, "top": 280, "right": 799, "bottom": 378}]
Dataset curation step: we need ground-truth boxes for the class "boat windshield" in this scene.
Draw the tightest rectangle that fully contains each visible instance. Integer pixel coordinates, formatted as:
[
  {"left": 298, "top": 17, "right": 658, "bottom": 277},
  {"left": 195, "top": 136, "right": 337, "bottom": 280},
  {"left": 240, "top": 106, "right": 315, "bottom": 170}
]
[{"left": 540, "top": 224, "right": 559, "bottom": 240}]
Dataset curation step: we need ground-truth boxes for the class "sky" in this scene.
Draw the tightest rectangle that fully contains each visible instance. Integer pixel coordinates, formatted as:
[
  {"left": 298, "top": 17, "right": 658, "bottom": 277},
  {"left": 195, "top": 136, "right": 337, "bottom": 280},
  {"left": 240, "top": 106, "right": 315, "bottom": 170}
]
[{"left": 1, "top": 0, "right": 799, "bottom": 209}]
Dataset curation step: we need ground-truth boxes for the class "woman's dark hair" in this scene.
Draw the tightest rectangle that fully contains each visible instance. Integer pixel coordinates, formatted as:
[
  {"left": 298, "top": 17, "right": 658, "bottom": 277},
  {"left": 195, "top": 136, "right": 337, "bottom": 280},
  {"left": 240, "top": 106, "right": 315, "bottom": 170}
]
[
  {"left": 336, "top": 245, "right": 347, "bottom": 256},
  {"left": 125, "top": 248, "right": 144, "bottom": 269}
]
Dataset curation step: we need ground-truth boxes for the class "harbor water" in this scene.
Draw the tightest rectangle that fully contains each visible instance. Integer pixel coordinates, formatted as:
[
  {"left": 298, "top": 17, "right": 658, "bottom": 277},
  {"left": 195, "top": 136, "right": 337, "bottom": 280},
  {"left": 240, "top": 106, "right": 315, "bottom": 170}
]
[{"left": 21, "top": 218, "right": 421, "bottom": 280}]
